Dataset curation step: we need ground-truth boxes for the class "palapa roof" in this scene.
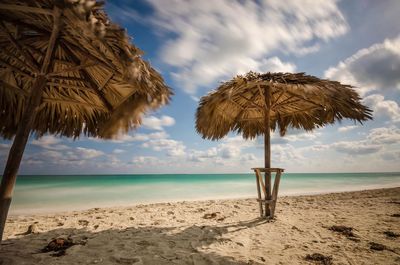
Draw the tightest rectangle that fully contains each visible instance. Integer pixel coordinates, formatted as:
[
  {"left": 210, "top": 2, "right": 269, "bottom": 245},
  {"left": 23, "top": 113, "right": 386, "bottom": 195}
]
[
  {"left": 196, "top": 72, "right": 372, "bottom": 140},
  {"left": 0, "top": 0, "right": 172, "bottom": 139}
]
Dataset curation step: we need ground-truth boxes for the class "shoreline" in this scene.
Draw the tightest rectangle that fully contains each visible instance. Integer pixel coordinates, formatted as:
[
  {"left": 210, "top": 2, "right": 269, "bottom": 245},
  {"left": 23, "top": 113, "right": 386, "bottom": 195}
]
[
  {"left": 2, "top": 187, "right": 399, "bottom": 264},
  {"left": 16, "top": 171, "right": 400, "bottom": 176},
  {"left": 9, "top": 183, "right": 400, "bottom": 216}
]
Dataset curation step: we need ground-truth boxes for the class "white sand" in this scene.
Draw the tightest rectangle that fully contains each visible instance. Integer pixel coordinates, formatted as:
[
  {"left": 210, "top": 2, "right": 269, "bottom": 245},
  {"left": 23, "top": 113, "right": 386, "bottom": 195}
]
[{"left": 1, "top": 187, "right": 399, "bottom": 264}]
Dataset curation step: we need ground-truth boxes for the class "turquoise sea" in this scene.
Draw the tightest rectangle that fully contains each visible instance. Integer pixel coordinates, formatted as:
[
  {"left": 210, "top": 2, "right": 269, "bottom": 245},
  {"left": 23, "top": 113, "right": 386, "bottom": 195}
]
[{"left": 10, "top": 172, "right": 400, "bottom": 214}]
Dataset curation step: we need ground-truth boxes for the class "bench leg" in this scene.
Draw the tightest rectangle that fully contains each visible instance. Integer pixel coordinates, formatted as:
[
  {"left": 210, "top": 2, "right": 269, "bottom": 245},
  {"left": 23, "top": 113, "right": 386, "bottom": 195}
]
[
  {"left": 270, "top": 171, "right": 282, "bottom": 218},
  {"left": 255, "top": 170, "right": 263, "bottom": 217}
]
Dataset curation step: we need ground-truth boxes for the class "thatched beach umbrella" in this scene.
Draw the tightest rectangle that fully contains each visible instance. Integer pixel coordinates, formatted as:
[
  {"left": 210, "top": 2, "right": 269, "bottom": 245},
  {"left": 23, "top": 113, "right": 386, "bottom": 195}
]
[
  {"left": 0, "top": 0, "right": 172, "bottom": 241},
  {"left": 196, "top": 72, "right": 372, "bottom": 218}
]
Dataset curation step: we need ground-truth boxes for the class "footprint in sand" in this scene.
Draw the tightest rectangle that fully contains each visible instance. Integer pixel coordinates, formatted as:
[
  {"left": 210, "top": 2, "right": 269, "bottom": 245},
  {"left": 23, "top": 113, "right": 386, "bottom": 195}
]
[
  {"left": 168, "top": 240, "right": 176, "bottom": 248},
  {"left": 136, "top": 240, "right": 157, "bottom": 248},
  {"left": 112, "top": 256, "right": 141, "bottom": 264},
  {"left": 383, "top": 231, "right": 399, "bottom": 238},
  {"left": 78, "top": 220, "right": 89, "bottom": 226}
]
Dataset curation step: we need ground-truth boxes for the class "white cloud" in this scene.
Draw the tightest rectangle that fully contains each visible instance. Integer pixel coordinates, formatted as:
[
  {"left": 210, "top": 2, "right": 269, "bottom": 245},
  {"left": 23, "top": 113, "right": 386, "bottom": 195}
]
[
  {"left": 40, "top": 150, "right": 63, "bottom": 160},
  {"left": 142, "top": 115, "right": 175, "bottom": 130},
  {"left": 31, "top": 135, "right": 60, "bottom": 146},
  {"left": 325, "top": 35, "right": 400, "bottom": 96},
  {"left": 304, "top": 126, "right": 400, "bottom": 158},
  {"left": 257, "top": 57, "right": 297, "bottom": 73},
  {"left": 91, "top": 116, "right": 174, "bottom": 143},
  {"left": 190, "top": 95, "right": 200, "bottom": 102},
  {"left": 284, "top": 132, "right": 321, "bottom": 142},
  {"left": 367, "top": 127, "right": 400, "bottom": 144},
  {"left": 338, "top": 125, "right": 359, "bottom": 132},
  {"left": 187, "top": 135, "right": 308, "bottom": 167},
  {"left": 218, "top": 136, "right": 256, "bottom": 159},
  {"left": 272, "top": 144, "right": 304, "bottom": 163},
  {"left": 108, "top": 155, "right": 123, "bottom": 167},
  {"left": 172, "top": 56, "right": 296, "bottom": 96},
  {"left": 106, "top": 2, "right": 143, "bottom": 24},
  {"left": 325, "top": 36, "right": 400, "bottom": 125},
  {"left": 333, "top": 141, "right": 382, "bottom": 155},
  {"left": 142, "top": 138, "right": 186, "bottom": 157},
  {"left": 300, "top": 126, "right": 400, "bottom": 159},
  {"left": 75, "top": 147, "right": 104, "bottom": 159},
  {"left": 24, "top": 159, "right": 44, "bottom": 165},
  {"left": 269, "top": 130, "right": 321, "bottom": 144},
  {"left": 144, "top": 0, "right": 347, "bottom": 95},
  {"left": 31, "top": 135, "right": 70, "bottom": 150},
  {"left": 188, "top": 136, "right": 257, "bottom": 163},
  {"left": 310, "top": 144, "right": 330, "bottom": 152},
  {"left": 100, "top": 131, "right": 170, "bottom": 143},
  {"left": 131, "top": 156, "right": 160, "bottom": 167},
  {"left": 112, "top": 149, "right": 126, "bottom": 154},
  {"left": 22, "top": 145, "right": 105, "bottom": 168},
  {"left": 223, "top": 136, "right": 256, "bottom": 147},
  {"left": 219, "top": 145, "right": 241, "bottom": 159},
  {"left": 241, "top": 153, "right": 257, "bottom": 161},
  {"left": 381, "top": 151, "right": 400, "bottom": 161},
  {"left": 363, "top": 94, "right": 400, "bottom": 122},
  {"left": 188, "top": 148, "right": 218, "bottom": 162},
  {"left": 187, "top": 136, "right": 255, "bottom": 163}
]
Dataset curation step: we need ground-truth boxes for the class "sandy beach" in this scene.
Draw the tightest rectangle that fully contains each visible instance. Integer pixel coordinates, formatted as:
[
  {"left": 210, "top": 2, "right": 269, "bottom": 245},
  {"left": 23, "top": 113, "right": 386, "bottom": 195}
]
[
  {"left": 1, "top": 187, "right": 399, "bottom": 265},
  {"left": 1, "top": 2, "right": 399, "bottom": 265}
]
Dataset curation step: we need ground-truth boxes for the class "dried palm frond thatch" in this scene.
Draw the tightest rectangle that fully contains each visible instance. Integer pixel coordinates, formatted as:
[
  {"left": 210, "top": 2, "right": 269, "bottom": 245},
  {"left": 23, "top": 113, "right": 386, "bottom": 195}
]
[
  {"left": 0, "top": 0, "right": 172, "bottom": 241},
  {"left": 196, "top": 71, "right": 372, "bottom": 218},
  {"left": 0, "top": 0, "right": 172, "bottom": 139},
  {"left": 196, "top": 72, "right": 371, "bottom": 140}
]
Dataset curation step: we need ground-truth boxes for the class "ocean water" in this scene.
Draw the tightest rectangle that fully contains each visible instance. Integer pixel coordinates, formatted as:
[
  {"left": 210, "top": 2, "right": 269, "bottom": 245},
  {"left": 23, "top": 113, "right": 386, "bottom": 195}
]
[{"left": 9, "top": 172, "right": 400, "bottom": 214}]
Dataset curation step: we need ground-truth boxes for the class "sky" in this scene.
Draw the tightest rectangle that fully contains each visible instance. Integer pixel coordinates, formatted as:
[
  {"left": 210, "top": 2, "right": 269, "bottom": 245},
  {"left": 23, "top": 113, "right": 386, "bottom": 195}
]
[{"left": 1, "top": 0, "right": 400, "bottom": 174}]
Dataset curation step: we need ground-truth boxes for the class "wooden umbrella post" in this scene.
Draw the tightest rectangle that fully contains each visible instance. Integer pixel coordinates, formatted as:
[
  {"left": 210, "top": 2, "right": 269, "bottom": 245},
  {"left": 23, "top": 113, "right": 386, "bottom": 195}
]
[
  {"left": 0, "top": 6, "right": 61, "bottom": 242},
  {"left": 251, "top": 84, "right": 285, "bottom": 219},
  {"left": 264, "top": 85, "right": 272, "bottom": 217}
]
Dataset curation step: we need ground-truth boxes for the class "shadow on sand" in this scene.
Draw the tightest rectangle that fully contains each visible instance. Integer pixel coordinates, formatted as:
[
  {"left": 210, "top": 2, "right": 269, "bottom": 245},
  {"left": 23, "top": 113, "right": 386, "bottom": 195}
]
[{"left": 0, "top": 218, "right": 270, "bottom": 265}]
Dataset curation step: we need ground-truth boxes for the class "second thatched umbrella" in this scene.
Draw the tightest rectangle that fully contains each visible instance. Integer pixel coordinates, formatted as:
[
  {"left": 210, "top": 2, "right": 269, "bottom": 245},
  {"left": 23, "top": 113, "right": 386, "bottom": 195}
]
[
  {"left": 0, "top": 0, "right": 172, "bottom": 241},
  {"left": 196, "top": 72, "right": 372, "bottom": 218}
]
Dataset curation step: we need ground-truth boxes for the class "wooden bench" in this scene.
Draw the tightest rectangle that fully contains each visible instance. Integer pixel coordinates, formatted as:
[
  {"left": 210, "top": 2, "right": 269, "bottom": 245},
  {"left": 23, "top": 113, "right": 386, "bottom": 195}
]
[{"left": 251, "top": 167, "right": 284, "bottom": 219}]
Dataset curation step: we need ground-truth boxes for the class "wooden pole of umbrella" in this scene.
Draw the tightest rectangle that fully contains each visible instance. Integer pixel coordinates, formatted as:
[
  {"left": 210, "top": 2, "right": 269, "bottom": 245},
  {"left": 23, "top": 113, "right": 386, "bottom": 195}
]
[
  {"left": 252, "top": 84, "right": 284, "bottom": 219},
  {"left": 0, "top": 6, "right": 62, "bottom": 241}
]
